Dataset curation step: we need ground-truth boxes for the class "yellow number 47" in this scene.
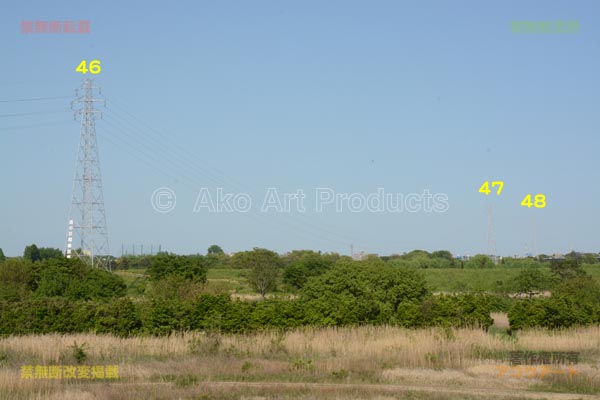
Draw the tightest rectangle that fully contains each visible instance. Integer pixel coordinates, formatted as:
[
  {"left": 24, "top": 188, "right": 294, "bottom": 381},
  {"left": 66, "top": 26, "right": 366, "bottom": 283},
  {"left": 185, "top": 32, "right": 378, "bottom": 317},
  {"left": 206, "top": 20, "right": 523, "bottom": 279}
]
[
  {"left": 521, "top": 194, "right": 546, "bottom": 208},
  {"left": 479, "top": 181, "right": 504, "bottom": 196},
  {"left": 76, "top": 60, "right": 101, "bottom": 75}
]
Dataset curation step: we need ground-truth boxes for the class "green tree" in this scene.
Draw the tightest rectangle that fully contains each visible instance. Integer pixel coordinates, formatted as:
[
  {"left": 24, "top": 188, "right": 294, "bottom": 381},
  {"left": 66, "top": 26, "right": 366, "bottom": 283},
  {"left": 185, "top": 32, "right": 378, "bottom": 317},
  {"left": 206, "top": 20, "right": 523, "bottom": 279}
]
[
  {"left": 465, "top": 254, "right": 495, "bottom": 268},
  {"left": 401, "top": 250, "right": 430, "bottom": 260},
  {"left": 73, "top": 269, "right": 127, "bottom": 300},
  {"left": 0, "top": 259, "right": 34, "bottom": 301},
  {"left": 510, "top": 267, "right": 552, "bottom": 297},
  {"left": 407, "top": 254, "right": 432, "bottom": 268},
  {"left": 207, "top": 245, "right": 224, "bottom": 255},
  {"left": 582, "top": 253, "right": 599, "bottom": 265},
  {"left": 553, "top": 276, "right": 600, "bottom": 308},
  {"left": 550, "top": 258, "right": 586, "bottom": 280},
  {"left": 420, "top": 294, "right": 493, "bottom": 328},
  {"left": 507, "top": 299, "right": 548, "bottom": 330},
  {"left": 430, "top": 250, "right": 455, "bottom": 268},
  {"left": 38, "top": 248, "right": 63, "bottom": 260},
  {"left": 501, "top": 257, "right": 543, "bottom": 269},
  {"left": 431, "top": 250, "right": 453, "bottom": 260},
  {"left": 206, "top": 245, "right": 229, "bottom": 268},
  {"left": 31, "top": 258, "right": 125, "bottom": 301},
  {"left": 283, "top": 252, "right": 333, "bottom": 289},
  {"left": 0, "top": 248, "right": 5, "bottom": 262},
  {"left": 138, "top": 256, "right": 152, "bottom": 269},
  {"left": 34, "top": 258, "right": 88, "bottom": 298},
  {"left": 300, "top": 260, "right": 428, "bottom": 325},
  {"left": 233, "top": 248, "right": 282, "bottom": 297},
  {"left": 147, "top": 253, "right": 207, "bottom": 282},
  {"left": 95, "top": 298, "right": 142, "bottom": 337},
  {"left": 114, "top": 256, "right": 130, "bottom": 270},
  {"left": 509, "top": 276, "right": 600, "bottom": 330},
  {"left": 23, "top": 244, "right": 41, "bottom": 263}
]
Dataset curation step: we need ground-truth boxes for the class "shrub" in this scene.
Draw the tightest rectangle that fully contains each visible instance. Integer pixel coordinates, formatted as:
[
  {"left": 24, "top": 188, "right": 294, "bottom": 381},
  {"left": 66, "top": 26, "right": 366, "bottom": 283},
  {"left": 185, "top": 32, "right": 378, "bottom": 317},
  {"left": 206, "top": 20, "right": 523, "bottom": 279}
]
[
  {"left": 147, "top": 253, "right": 207, "bottom": 282},
  {"left": 95, "top": 298, "right": 142, "bottom": 337},
  {"left": 70, "top": 341, "right": 88, "bottom": 364},
  {"left": 465, "top": 255, "right": 495, "bottom": 269},
  {"left": 300, "top": 260, "right": 428, "bottom": 325}
]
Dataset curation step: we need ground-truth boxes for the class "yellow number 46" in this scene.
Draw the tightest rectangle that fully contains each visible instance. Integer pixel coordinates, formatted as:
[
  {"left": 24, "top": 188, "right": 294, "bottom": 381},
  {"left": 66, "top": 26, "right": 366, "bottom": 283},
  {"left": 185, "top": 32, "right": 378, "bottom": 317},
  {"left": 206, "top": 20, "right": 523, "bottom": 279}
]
[
  {"left": 479, "top": 181, "right": 504, "bottom": 196},
  {"left": 76, "top": 60, "right": 101, "bottom": 75},
  {"left": 521, "top": 194, "right": 546, "bottom": 208}
]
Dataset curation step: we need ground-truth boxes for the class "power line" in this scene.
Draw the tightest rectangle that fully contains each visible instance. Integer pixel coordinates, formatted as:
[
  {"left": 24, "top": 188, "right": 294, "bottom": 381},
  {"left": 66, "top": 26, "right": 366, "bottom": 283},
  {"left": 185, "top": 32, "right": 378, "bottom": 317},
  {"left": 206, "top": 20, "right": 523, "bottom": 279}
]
[
  {"left": 0, "top": 120, "right": 72, "bottom": 131},
  {"left": 102, "top": 98, "right": 391, "bottom": 252},
  {"left": 96, "top": 121, "right": 352, "bottom": 249},
  {"left": 0, "top": 109, "right": 71, "bottom": 118},
  {"left": 101, "top": 111, "right": 363, "bottom": 249},
  {"left": 0, "top": 95, "right": 72, "bottom": 103},
  {"left": 106, "top": 99, "right": 245, "bottom": 190},
  {"left": 98, "top": 126, "right": 349, "bottom": 248}
]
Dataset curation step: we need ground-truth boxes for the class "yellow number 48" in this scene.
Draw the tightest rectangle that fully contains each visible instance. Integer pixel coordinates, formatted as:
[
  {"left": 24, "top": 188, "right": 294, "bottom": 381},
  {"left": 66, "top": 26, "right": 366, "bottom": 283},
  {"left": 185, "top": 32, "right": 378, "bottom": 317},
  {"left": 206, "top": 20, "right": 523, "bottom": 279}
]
[
  {"left": 479, "top": 181, "right": 504, "bottom": 196},
  {"left": 76, "top": 60, "right": 101, "bottom": 75},
  {"left": 521, "top": 194, "right": 546, "bottom": 208}
]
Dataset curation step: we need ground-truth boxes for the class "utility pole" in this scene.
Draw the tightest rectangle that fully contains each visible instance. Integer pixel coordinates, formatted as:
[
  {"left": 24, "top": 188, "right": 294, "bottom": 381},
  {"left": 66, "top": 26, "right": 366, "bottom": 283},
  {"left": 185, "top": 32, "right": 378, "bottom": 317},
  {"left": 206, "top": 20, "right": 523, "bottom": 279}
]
[{"left": 65, "top": 78, "right": 110, "bottom": 270}]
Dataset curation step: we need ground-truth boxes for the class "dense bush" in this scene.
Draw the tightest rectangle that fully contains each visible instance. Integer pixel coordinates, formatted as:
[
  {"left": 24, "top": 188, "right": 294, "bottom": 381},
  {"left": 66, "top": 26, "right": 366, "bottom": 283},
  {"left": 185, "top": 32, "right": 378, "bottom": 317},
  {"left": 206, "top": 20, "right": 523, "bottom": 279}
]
[
  {"left": 0, "top": 259, "right": 34, "bottom": 301},
  {"left": 299, "top": 260, "right": 428, "bottom": 325},
  {"left": 0, "top": 297, "right": 140, "bottom": 336},
  {"left": 0, "top": 257, "right": 126, "bottom": 301},
  {"left": 384, "top": 249, "right": 457, "bottom": 269},
  {"left": 34, "top": 258, "right": 126, "bottom": 300},
  {"left": 508, "top": 276, "right": 600, "bottom": 329},
  {"left": 420, "top": 294, "right": 494, "bottom": 328},
  {"left": 508, "top": 267, "right": 554, "bottom": 297},
  {"left": 147, "top": 252, "right": 208, "bottom": 282},
  {"left": 465, "top": 255, "right": 495, "bottom": 269},
  {"left": 1, "top": 244, "right": 599, "bottom": 336},
  {"left": 231, "top": 248, "right": 282, "bottom": 297},
  {"left": 95, "top": 298, "right": 143, "bottom": 336},
  {"left": 283, "top": 252, "right": 334, "bottom": 289}
]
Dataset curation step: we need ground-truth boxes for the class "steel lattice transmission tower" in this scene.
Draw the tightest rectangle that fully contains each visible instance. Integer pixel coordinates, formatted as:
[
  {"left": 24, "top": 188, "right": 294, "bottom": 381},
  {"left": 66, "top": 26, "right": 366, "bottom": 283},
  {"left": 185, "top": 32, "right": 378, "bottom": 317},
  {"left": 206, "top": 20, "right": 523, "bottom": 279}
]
[
  {"left": 65, "top": 78, "right": 111, "bottom": 269},
  {"left": 487, "top": 203, "right": 497, "bottom": 264}
]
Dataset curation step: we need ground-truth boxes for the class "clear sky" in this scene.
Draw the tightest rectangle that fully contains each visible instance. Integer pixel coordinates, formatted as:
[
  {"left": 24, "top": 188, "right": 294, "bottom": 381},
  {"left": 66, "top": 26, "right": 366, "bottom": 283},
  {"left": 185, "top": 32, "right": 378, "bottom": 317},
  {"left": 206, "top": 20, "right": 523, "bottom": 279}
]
[{"left": 1, "top": 1, "right": 599, "bottom": 257}]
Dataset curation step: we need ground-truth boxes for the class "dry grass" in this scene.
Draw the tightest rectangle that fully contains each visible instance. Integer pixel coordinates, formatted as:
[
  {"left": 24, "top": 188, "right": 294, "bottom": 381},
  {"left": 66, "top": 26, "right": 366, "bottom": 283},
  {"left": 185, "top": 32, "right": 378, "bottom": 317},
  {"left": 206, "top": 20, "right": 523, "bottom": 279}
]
[
  {"left": 491, "top": 312, "right": 510, "bottom": 330},
  {"left": 0, "top": 325, "right": 599, "bottom": 399}
]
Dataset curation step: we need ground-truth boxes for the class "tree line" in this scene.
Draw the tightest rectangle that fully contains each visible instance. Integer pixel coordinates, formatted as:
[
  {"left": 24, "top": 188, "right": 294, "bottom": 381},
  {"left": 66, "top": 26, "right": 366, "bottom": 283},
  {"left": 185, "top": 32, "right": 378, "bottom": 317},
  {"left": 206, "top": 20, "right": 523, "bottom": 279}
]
[{"left": 0, "top": 244, "right": 598, "bottom": 336}]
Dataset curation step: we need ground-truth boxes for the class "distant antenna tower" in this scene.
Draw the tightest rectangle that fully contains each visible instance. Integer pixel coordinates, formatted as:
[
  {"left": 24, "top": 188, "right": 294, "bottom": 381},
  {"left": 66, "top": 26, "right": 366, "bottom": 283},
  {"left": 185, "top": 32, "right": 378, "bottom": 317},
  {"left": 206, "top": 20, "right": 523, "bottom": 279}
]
[
  {"left": 531, "top": 213, "right": 537, "bottom": 257},
  {"left": 487, "top": 203, "right": 497, "bottom": 261},
  {"left": 65, "top": 78, "right": 110, "bottom": 269}
]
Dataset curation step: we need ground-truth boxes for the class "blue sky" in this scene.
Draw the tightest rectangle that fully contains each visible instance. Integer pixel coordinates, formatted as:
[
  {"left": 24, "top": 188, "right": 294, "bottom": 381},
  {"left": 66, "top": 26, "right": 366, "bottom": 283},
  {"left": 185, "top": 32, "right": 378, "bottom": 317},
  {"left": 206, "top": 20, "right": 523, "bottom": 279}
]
[{"left": 1, "top": 1, "right": 599, "bottom": 257}]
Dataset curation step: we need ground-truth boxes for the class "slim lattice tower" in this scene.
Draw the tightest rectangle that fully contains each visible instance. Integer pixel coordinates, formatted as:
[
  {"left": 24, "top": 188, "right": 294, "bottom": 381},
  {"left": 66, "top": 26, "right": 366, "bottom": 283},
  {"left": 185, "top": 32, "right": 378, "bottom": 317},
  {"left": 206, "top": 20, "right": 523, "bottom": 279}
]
[
  {"left": 531, "top": 213, "right": 537, "bottom": 257},
  {"left": 487, "top": 203, "right": 497, "bottom": 262},
  {"left": 65, "top": 78, "right": 110, "bottom": 269}
]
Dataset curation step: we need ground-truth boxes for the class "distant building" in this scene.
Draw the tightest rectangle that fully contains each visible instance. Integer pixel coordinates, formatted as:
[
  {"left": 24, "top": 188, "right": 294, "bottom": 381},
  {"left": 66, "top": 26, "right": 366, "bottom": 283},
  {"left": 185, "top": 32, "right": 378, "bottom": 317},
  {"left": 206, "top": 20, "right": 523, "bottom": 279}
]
[{"left": 352, "top": 252, "right": 376, "bottom": 261}]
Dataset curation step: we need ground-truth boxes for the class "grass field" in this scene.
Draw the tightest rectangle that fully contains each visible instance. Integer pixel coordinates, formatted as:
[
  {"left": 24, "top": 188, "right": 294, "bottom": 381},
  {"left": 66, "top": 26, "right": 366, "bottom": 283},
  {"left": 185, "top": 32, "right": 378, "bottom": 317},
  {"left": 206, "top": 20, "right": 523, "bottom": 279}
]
[
  {"left": 425, "top": 266, "right": 600, "bottom": 293},
  {"left": 1, "top": 325, "right": 599, "bottom": 399},
  {"left": 115, "top": 266, "right": 600, "bottom": 298}
]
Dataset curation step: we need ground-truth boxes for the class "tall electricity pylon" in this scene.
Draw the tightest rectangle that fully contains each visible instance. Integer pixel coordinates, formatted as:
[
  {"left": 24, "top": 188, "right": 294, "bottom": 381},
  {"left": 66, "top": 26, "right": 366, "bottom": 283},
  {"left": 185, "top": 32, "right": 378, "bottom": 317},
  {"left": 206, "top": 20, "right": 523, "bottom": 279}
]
[
  {"left": 65, "top": 78, "right": 110, "bottom": 269},
  {"left": 530, "top": 213, "right": 537, "bottom": 257},
  {"left": 487, "top": 203, "right": 497, "bottom": 263}
]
